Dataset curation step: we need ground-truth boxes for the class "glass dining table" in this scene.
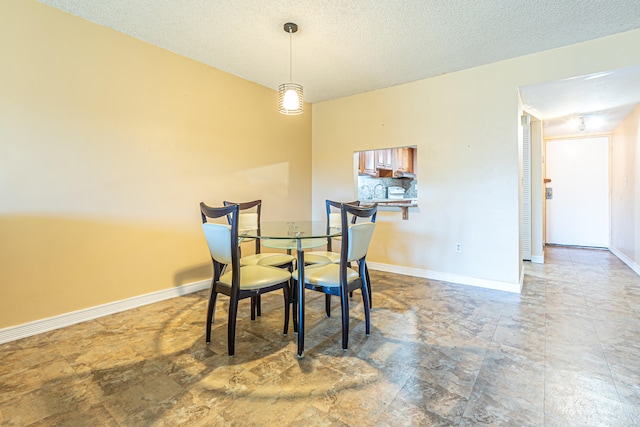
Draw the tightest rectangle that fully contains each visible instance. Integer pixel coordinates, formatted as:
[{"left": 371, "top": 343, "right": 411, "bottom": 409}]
[{"left": 241, "top": 221, "right": 340, "bottom": 358}]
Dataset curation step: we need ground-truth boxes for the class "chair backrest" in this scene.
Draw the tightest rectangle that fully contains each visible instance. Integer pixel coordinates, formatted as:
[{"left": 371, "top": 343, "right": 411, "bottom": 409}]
[
  {"left": 347, "top": 222, "right": 376, "bottom": 262},
  {"left": 224, "top": 200, "right": 261, "bottom": 253},
  {"left": 326, "top": 200, "right": 360, "bottom": 251},
  {"left": 200, "top": 202, "right": 240, "bottom": 282},
  {"left": 339, "top": 203, "right": 377, "bottom": 264},
  {"left": 202, "top": 223, "right": 234, "bottom": 264}
]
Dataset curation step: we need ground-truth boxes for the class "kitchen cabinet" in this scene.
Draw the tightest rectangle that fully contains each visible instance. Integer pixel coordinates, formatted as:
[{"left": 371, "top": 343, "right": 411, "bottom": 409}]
[
  {"left": 358, "top": 146, "right": 416, "bottom": 177},
  {"left": 376, "top": 149, "right": 393, "bottom": 170},
  {"left": 394, "top": 147, "right": 414, "bottom": 175},
  {"left": 359, "top": 150, "right": 376, "bottom": 176}
]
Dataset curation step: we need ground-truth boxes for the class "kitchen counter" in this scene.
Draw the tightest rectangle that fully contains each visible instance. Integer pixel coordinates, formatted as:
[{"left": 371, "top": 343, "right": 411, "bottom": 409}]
[
  {"left": 361, "top": 198, "right": 417, "bottom": 207},
  {"left": 360, "top": 199, "right": 418, "bottom": 219}
]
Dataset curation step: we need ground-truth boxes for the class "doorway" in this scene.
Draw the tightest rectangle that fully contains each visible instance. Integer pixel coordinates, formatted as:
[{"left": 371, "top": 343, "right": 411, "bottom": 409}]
[{"left": 545, "top": 136, "right": 610, "bottom": 248}]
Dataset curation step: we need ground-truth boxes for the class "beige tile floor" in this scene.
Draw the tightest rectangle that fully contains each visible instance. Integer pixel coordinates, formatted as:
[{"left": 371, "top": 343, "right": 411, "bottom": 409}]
[{"left": 1, "top": 246, "right": 640, "bottom": 426}]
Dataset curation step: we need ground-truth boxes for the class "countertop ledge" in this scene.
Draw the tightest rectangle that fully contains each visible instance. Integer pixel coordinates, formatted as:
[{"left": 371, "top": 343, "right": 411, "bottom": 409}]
[
  {"left": 359, "top": 199, "right": 417, "bottom": 219},
  {"left": 360, "top": 199, "right": 417, "bottom": 207}
]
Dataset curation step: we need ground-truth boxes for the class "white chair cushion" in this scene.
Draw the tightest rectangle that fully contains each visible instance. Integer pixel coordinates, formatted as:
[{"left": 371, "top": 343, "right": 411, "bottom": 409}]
[
  {"left": 240, "top": 253, "right": 295, "bottom": 267},
  {"left": 218, "top": 265, "right": 292, "bottom": 290},
  {"left": 202, "top": 223, "right": 233, "bottom": 264},
  {"left": 328, "top": 211, "right": 355, "bottom": 241},
  {"left": 305, "top": 251, "right": 340, "bottom": 264},
  {"left": 328, "top": 212, "right": 341, "bottom": 228},
  {"left": 294, "top": 263, "right": 360, "bottom": 287},
  {"left": 347, "top": 222, "right": 375, "bottom": 261},
  {"left": 238, "top": 213, "right": 258, "bottom": 229},
  {"left": 237, "top": 213, "right": 259, "bottom": 244}
]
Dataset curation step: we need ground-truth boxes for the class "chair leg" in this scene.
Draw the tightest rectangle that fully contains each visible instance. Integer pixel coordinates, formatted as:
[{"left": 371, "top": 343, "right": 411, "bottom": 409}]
[
  {"left": 340, "top": 291, "right": 349, "bottom": 350},
  {"left": 228, "top": 296, "right": 239, "bottom": 356},
  {"left": 360, "top": 261, "right": 371, "bottom": 335},
  {"left": 256, "top": 295, "right": 262, "bottom": 317},
  {"left": 348, "top": 262, "right": 354, "bottom": 299},
  {"left": 250, "top": 297, "right": 256, "bottom": 321},
  {"left": 206, "top": 284, "right": 218, "bottom": 344},
  {"left": 292, "top": 280, "right": 298, "bottom": 333},
  {"left": 361, "top": 280, "right": 371, "bottom": 336},
  {"left": 365, "top": 263, "right": 372, "bottom": 308},
  {"left": 282, "top": 286, "right": 290, "bottom": 335},
  {"left": 325, "top": 294, "right": 332, "bottom": 317},
  {"left": 288, "top": 263, "right": 295, "bottom": 305}
]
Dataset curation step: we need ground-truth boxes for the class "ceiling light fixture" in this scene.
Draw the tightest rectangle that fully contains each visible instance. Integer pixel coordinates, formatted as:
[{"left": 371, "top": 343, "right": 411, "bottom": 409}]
[
  {"left": 278, "top": 22, "right": 303, "bottom": 115},
  {"left": 578, "top": 115, "right": 586, "bottom": 132}
]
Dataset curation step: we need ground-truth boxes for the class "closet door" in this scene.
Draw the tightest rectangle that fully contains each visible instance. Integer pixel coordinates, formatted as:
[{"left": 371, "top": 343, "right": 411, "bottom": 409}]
[{"left": 521, "top": 115, "right": 532, "bottom": 260}]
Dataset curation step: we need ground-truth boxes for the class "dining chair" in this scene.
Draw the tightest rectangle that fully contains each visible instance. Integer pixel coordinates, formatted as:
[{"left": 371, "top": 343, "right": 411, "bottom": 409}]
[
  {"left": 305, "top": 200, "right": 371, "bottom": 316},
  {"left": 292, "top": 203, "right": 377, "bottom": 351},
  {"left": 304, "top": 199, "right": 360, "bottom": 265},
  {"left": 223, "top": 200, "right": 295, "bottom": 319},
  {"left": 200, "top": 202, "right": 291, "bottom": 356}
]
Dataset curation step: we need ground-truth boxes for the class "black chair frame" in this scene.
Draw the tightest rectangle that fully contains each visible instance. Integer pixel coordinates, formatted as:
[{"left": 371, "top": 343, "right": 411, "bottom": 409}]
[
  {"left": 223, "top": 199, "right": 295, "bottom": 319},
  {"left": 324, "top": 199, "right": 374, "bottom": 315},
  {"left": 295, "top": 203, "right": 377, "bottom": 350},
  {"left": 200, "top": 202, "right": 290, "bottom": 356}
]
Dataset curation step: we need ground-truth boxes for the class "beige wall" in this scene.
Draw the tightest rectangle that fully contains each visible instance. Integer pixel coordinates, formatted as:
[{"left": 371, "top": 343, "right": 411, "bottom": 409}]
[
  {"left": 611, "top": 105, "right": 640, "bottom": 262},
  {"left": 312, "top": 29, "right": 640, "bottom": 289},
  {"left": 0, "top": 0, "right": 312, "bottom": 328}
]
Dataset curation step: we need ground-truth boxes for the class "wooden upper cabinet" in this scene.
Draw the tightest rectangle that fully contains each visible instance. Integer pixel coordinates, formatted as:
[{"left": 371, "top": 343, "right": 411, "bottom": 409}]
[
  {"left": 358, "top": 147, "right": 416, "bottom": 177},
  {"left": 359, "top": 150, "right": 376, "bottom": 176},
  {"left": 394, "top": 147, "right": 414, "bottom": 175},
  {"left": 376, "top": 149, "right": 393, "bottom": 169}
]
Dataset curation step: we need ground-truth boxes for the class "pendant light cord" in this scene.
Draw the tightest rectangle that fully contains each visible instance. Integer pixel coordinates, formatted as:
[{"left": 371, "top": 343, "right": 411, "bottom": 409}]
[{"left": 289, "top": 29, "right": 293, "bottom": 83}]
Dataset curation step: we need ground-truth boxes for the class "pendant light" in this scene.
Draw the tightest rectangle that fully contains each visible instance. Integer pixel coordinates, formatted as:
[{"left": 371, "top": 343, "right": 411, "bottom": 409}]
[{"left": 278, "top": 22, "right": 303, "bottom": 115}]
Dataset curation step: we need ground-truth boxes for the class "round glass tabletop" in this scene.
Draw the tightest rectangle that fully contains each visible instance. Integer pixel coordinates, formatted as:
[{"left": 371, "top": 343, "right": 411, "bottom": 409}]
[{"left": 242, "top": 220, "right": 341, "bottom": 250}]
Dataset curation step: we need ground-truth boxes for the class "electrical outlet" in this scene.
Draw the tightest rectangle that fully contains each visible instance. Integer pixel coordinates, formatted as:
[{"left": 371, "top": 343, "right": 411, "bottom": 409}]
[{"left": 455, "top": 243, "right": 462, "bottom": 253}]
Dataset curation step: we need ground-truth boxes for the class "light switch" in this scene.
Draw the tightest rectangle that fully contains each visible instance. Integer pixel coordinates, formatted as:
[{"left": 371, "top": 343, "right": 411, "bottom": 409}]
[{"left": 546, "top": 188, "right": 553, "bottom": 199}]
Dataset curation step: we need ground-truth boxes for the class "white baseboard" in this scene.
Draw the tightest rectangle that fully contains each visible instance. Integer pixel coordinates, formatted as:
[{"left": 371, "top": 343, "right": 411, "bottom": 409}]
[
  {"left": 0, "top": 280, "right": 211, "bottom": 345},
  {"left": 609, "top": 247, "right": 640, "bottom": 276},
  {"left": 530, "top": 255, "right": 544, "bottom": 264},
  {"left": 367, "top": 262, "right": 522, "bottom": 294},
  {"left": 0, "top": 259, "right": 527, "bottom": 345}
]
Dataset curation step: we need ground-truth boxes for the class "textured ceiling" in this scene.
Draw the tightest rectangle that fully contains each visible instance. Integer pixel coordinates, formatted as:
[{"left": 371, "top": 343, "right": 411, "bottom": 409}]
[{"left": 38, "top": 1, "right": 640, "bottom": 136}]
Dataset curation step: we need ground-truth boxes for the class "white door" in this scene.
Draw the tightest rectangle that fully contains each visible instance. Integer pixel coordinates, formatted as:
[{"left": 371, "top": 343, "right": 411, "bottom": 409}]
[{"left": 545, "top": 137, "right": 609, "bottom": 247}]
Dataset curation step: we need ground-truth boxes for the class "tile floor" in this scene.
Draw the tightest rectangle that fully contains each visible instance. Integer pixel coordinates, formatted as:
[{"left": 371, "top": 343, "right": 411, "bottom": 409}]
[{"left": 1, "top": 246, "right": 640, "bottom": 426}]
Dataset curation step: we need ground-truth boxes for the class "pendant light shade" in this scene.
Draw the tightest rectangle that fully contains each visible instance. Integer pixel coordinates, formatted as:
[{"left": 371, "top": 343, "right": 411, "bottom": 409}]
[
  {"left": 279, "top": 83, "right": 303, "bottom": 114},
  {"left": 279, "top": 23, "right": 303, "bottom": 115}
]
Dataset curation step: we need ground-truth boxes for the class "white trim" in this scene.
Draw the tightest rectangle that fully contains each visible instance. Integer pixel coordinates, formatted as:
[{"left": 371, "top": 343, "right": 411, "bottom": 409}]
[
  {"left": 0, "top": 258, "right": 529, "bottom": 345},
  {"left": 530, "top": 255, "right": 545, "bottom": 264},
  {"left": 367, "top": 262, "right": 522, "bottom": 294},
  {"left": 609, "top": 247, "right": 640, "bottom": 276},
  {"left": 0, "top": 280, "right": 210, "bottom": 345}
]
